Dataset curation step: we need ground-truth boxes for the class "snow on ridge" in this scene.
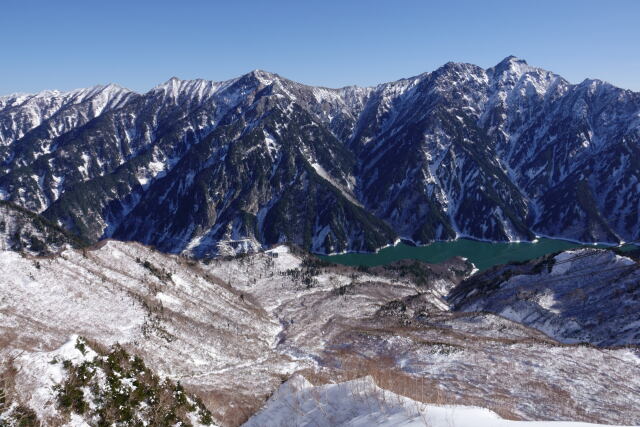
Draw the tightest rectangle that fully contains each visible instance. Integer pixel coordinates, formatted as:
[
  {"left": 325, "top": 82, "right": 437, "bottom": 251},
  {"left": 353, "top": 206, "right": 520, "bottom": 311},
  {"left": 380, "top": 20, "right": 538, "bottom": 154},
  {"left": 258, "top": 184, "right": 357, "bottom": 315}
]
[
  {"left": 149, "top": 77, "right": 227, "bottom": 106},
  {"left": 0, "top": 83, "right": 134, "bottom": 109},
  {"left": 12, "top": 336, "right": 97, "bottom": 423},
  {"left": 487, "top": 56, "right": 565, "bottom": 99},
  {"left": 0, "top": 83, "right": 136, "bottom": 148},
  {"left": 455, "top": 247, "right": 640, "bottom": 347},
  {"left": 550, "top": 248, "right": 635, "bottom": 275}
]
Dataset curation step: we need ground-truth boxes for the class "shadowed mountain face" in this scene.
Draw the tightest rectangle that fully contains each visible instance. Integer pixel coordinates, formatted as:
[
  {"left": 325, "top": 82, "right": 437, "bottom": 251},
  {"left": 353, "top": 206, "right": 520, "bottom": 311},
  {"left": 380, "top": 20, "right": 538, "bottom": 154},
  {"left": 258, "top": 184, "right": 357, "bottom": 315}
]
[
  {"left": 0, "top": 201, "right": 87, "bottom": 255},
  {"left": 1, "top": 57, "right": 638, "bottom": 255}
]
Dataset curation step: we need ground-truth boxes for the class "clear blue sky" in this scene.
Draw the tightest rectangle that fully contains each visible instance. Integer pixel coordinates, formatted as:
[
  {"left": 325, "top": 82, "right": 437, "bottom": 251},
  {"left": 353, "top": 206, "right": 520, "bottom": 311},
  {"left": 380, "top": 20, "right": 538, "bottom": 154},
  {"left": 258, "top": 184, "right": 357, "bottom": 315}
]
[{"left": 2, "top": 0, "right": 639, "bottom": 94}]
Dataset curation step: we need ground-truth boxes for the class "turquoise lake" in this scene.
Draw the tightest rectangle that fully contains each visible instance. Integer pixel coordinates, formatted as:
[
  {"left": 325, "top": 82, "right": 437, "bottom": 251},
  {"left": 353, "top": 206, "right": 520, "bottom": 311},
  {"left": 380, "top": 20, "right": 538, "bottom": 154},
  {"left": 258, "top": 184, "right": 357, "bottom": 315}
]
[{"left": 321, "top": 238, "right": 638, "bottom": 272}]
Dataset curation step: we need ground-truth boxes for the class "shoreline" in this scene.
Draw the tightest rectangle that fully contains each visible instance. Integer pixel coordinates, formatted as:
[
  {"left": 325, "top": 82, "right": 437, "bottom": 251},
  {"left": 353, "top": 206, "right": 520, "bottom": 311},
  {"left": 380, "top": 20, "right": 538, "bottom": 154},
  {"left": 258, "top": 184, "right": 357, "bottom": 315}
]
[{"left": 317, "top": 235, "right": 635, "bottom": 258}]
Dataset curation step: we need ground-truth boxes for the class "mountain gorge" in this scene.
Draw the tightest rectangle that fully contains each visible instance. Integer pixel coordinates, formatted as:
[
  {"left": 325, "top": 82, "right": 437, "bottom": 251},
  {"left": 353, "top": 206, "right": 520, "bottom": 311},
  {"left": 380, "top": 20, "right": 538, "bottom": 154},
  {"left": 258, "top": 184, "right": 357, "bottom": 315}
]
[{"left": 1, "top": 56, "right": 638, "bottom": 256}]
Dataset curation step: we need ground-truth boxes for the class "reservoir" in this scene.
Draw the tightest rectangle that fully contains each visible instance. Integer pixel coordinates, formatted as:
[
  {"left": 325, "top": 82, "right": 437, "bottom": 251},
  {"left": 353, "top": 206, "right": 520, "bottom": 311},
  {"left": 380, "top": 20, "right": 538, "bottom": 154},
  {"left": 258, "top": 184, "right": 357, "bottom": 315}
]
[{"left": 321, "top": 238, "right": 638, "bottom": 272}]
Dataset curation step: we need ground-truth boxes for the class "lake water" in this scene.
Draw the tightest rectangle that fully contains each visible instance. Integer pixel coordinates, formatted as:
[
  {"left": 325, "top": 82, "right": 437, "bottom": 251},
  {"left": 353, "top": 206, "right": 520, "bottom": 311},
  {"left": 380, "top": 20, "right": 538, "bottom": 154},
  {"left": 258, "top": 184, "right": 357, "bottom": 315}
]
[{"left": 321, "top": 238, "right": 638, "bottom": 272}]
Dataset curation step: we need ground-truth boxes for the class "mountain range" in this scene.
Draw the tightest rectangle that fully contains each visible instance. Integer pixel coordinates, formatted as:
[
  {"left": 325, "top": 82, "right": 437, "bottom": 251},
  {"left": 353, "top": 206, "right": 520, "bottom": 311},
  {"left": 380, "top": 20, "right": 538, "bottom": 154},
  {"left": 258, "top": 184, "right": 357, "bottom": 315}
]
[{"left": 1, "top": 56, "right": 638, "bottom": 256}]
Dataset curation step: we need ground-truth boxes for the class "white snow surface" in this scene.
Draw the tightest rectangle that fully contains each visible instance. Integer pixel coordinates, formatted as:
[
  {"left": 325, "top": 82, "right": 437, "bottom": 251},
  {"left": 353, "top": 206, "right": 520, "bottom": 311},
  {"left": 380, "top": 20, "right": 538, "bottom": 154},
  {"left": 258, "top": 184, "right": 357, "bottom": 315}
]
[
  {"left": 11, "top": 336, "right": 96, "bottom": 425},
  {"left": 244, "top": 375, "right": 628, "bottom": 427},
  {"left": 0, "top": 241, "right": 290, "bottom": 423}
]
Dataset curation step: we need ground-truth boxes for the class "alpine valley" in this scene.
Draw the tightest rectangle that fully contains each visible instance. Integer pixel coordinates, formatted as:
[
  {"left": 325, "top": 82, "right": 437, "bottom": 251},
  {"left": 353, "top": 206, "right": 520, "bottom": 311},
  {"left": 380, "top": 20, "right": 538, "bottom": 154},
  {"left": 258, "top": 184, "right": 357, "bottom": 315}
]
[
  {"left": 1, "top": 57, "right": 640, "bottom": 427},
  {"left": 1, "top": 56, "right": 639, "bottom": 256}
]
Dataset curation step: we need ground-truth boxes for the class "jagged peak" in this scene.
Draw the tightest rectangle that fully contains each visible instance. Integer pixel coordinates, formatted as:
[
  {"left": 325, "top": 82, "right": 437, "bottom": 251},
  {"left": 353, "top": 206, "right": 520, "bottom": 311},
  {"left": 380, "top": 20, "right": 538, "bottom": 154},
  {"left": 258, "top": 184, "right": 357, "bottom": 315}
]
[
  {"left": 3, "top": 58, "right": 635, "bottom": 111},
  {"left": 485, "top": 56, "right": 569, "bottom": 97},
  {"left": 94, "top": 82, "right": 126, "bottom": 90},
  {"left": 241, "top": 69, "right": 280, "bottom": 86},
  {"left": 438, "top": 59, "right": 485, "bottom": 70},
  {"left": 578, "top": 77, "right": 610, "bottom": 88},
  {"left": 575, "top": 78, "right": 623, "bottom": 96},
  {"left": 488, "top": 57, "right": 565, "bottom": 87},
  {"left": 248, "top": 68, "right": 276, "bottom": 77},
  {"left": 149, "top": 77, "right": 191, "bottom": 100},
  {"left": 425, "top": 61, "right": 487, "bottom": 91},
  {"left": 81, "top": 83, "right": 132, "bottom": 96},
  {"left": 146, "top": 77, "right": 230, "bottom": 105},
  {"left": 497, "top": 55, "right": 528, "bottom": 67},
  {"left": 488, "top": 55, "right": 536, "bottom": 79},
  {"left": 152, "top": 76, "right": 182, "bottom": 90},
  {"left": 430, "top": 61, "right": 486, "bottom": 81},
  {"left": 0, "top": 84, "right": 134, "bottom": 111}
]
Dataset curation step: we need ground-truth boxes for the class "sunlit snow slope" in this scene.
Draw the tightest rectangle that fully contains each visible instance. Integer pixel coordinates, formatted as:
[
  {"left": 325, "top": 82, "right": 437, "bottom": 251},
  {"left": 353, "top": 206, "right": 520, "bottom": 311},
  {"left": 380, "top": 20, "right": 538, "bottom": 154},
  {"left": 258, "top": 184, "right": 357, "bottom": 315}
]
[
  {"left": 244, "top": 375, "right": 633, "bottom": 427},
  {"left": 1, "top": 241, "right": 639, "bottom": 425}
]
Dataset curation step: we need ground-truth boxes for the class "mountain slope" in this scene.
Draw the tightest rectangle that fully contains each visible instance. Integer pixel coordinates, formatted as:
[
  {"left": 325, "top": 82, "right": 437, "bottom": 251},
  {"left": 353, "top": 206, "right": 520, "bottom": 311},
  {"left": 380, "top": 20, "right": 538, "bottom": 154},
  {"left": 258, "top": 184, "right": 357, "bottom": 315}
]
[
  {"left": 2, "top": 242, "right": 639, "bottom": 425},
  {"left": 1, "top": 58, "right": 638, "bottom": 254},
  {"left": 244, "top": 375, "right": 628, "bottom": 427},
  {"left": 449, "top": 248, "right": 640, "bottom": 346},
  {"left": 0, "top": 200, "right": 87, "bottom": 255}
]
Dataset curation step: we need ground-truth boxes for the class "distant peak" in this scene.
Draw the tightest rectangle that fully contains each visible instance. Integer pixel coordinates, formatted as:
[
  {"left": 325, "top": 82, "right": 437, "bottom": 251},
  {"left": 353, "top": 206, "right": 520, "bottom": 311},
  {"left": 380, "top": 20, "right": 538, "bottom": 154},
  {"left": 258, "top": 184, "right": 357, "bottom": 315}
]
[
  {"left": 100, "top": 82, "right": 129, "bottom": 92},
  {"left": 158, "top": 76, "right": 181, "bottom": 86},
  {"left": 244, "top": 69, "right": 279, "bottom": 85},
  {"left": 500, "top": 55, "right": 528, "bottom": 65},
  {"left": 431, "top": 60, "right": 484, "bottom": 80},
  {"left": 489, "top": 55, "right": 535, "bottom": 80},
  {"left": 435, "top": 59, "right": 484, "bottom": 71},
  {"left": 249, "top": 69, "right": 275, "bottom": 77},
  {"left": 151, "top": 76, "right": 184, "bottom": 93}
]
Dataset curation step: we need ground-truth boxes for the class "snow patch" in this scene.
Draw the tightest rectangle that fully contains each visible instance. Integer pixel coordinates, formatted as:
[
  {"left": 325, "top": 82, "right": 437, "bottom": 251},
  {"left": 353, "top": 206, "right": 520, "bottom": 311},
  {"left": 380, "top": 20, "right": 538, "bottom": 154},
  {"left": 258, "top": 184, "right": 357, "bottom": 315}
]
[
  {"left": 13, "top": 336, "right": 96, "bottom": 423},
  {"left": 244, "top": 375, "right": 619, "bottom": 427}
]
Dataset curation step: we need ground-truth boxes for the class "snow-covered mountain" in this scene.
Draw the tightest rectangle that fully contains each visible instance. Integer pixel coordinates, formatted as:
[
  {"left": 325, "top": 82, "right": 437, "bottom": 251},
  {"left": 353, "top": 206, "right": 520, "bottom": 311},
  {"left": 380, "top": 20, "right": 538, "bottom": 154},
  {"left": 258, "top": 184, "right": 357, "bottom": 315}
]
[
  {"left": 1, "top": 57, "right": 639, "bottom": 255},
  {"left": 449, "top": 248, "right": 640, "bottom": 346},
  {"left": 1, "top": 241, "right": 639, "bottom": 425}
]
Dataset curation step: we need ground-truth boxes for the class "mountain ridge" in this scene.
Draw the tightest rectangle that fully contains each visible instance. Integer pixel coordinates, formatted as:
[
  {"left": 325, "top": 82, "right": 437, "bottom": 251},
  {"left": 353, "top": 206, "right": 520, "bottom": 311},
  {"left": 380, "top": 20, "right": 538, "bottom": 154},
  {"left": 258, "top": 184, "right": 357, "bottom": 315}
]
[
  {"left": 7, "top": 56, "right": 640, "bottom": 100},
  {"left": 1, "top": 56, "right": 638, "bottom": 256}
]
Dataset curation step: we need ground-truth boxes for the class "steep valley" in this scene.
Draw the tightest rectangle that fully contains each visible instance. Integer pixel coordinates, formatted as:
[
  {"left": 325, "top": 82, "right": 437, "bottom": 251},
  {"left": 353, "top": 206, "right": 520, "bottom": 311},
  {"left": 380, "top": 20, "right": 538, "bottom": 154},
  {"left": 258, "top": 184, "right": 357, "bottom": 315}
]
[{"left": 1, "top": 55, "right": 640, "bottom": 427}]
